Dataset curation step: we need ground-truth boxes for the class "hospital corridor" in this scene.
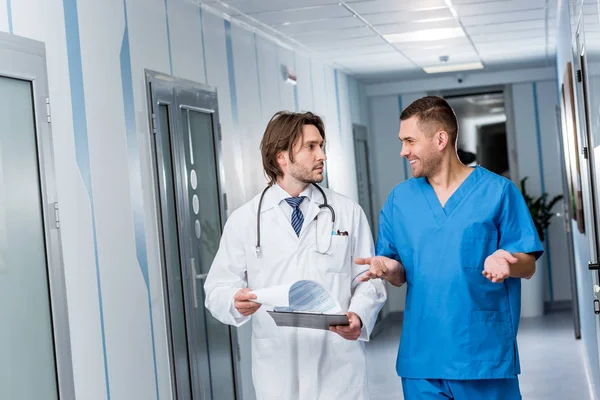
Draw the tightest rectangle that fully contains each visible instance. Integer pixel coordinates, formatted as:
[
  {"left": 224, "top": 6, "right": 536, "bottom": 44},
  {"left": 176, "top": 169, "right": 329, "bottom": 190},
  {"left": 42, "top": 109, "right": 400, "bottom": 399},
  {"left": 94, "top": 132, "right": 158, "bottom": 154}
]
[{"left": 3, "top": 0, "right": 600, "bottom": 399}]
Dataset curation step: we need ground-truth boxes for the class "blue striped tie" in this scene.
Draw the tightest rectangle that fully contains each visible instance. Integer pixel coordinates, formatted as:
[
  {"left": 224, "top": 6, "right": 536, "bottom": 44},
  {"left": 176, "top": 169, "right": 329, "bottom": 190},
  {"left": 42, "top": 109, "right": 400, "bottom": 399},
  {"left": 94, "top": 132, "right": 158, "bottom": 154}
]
[{"left": 285, "top": 196, "right": 305, "bottom": 236}]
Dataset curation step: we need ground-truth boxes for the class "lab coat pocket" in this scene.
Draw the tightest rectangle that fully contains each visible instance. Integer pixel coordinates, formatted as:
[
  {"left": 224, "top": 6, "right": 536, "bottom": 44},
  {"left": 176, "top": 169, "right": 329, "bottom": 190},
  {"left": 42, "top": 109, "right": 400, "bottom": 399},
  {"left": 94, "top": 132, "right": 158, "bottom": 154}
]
[
  {"left": 252, "top": 337, "right": 285, "bottom": 396},
  {"left": 321, "top": 235, "right": 350, "bottom": 273},
  {"left": 469, "top": 310, "right": 512, "bottom": 361}
]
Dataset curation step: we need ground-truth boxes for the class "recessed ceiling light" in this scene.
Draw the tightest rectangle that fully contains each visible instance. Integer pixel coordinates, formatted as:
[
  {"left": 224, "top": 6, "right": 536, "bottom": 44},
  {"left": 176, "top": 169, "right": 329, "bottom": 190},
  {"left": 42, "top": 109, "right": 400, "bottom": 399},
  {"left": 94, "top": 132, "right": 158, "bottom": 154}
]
[
  {"left": 422, "top": 61, "right": 484, "bottom": 74},
  {"left": 384, "top": 27, "right": 465, "bottom": 43}
]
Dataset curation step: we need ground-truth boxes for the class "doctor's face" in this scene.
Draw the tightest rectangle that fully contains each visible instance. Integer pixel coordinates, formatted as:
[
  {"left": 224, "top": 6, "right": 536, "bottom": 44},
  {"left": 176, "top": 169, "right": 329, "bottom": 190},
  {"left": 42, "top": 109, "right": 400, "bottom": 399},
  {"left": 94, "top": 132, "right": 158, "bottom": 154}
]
[
  {"left": 286, "top": 124, "right": 327, "bottom": 184},
  {"left": 399, "top": 116, "right": 442, "bottom": 178}
]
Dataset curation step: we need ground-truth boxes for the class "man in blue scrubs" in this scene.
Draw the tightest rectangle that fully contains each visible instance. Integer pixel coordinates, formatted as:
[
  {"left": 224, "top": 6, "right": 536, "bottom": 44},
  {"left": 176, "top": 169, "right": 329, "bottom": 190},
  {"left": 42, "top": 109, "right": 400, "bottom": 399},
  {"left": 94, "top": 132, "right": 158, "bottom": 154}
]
[{"left": 357, "top": 96, "right": 543, "bottom": 399}]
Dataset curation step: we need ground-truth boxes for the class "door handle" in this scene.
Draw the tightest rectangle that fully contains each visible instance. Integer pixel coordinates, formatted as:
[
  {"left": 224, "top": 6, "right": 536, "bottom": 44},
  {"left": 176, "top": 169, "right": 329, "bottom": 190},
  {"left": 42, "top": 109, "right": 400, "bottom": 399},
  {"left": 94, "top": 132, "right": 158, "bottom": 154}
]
[{"left": 191, "top": 258, "right": 208, "bottom": 308}]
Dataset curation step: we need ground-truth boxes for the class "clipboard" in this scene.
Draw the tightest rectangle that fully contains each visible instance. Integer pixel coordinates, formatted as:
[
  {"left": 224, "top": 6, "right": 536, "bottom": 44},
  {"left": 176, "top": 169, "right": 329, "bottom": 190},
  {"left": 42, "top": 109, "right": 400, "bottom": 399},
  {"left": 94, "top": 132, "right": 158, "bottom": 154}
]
[{"left": 267, "top": 310, "right": 349, "bottom": 331}]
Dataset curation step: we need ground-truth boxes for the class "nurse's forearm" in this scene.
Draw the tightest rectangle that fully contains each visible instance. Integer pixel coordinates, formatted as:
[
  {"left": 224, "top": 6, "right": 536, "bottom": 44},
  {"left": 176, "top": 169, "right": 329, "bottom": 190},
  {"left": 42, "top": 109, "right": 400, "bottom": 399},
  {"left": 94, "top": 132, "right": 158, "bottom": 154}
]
[{"left": 509, "top": 252, "right": 536, "bottom": 279}]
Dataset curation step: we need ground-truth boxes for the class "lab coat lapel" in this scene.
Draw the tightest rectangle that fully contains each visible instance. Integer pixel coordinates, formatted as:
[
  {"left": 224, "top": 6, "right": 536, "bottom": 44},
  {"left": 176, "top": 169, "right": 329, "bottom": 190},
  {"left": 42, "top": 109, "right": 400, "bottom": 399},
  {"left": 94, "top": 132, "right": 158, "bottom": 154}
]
[
  {"left": 260, "top": 186, "right": 300, "bottom": 242},
  {"left": 302, "top": 185, "right": 324, "bottom": 236}
]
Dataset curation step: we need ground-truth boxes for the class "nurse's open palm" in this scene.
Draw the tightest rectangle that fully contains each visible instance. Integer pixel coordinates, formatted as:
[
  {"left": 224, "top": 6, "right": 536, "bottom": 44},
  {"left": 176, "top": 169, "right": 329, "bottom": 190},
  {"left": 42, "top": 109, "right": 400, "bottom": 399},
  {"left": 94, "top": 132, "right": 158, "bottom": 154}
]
[
  {"left": 355, "top": 256, "right": 405, "bottom": 287},
  {"left": 483, "top": 250, "right": 518, "bottom": 283},
  {"left": 234, "top": 288, "right": 260, "bottom": 316}
]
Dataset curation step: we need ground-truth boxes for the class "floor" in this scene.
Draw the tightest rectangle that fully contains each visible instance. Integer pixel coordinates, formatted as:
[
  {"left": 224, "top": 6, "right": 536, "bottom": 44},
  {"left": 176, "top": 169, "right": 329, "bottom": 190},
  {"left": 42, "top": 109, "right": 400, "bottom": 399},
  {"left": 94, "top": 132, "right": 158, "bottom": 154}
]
[{"left": 365, "top": 311, "right": 592, "bottom": 400}]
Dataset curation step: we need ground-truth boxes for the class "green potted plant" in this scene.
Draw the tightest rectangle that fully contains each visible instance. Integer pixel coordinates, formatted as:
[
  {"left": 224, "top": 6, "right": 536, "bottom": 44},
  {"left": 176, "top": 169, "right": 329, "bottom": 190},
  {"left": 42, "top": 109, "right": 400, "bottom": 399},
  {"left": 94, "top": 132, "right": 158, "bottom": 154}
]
[{"left": 519, "top": 177, "right": 563, "bottom": 242}]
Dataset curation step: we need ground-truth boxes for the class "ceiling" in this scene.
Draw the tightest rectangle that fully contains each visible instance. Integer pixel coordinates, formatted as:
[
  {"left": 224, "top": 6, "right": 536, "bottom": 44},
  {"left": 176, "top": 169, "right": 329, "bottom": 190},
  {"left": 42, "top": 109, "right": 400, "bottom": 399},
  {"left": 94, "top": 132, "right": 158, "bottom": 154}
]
[{"left": 200, "top": 0, "right": 560, "bottom": 83}]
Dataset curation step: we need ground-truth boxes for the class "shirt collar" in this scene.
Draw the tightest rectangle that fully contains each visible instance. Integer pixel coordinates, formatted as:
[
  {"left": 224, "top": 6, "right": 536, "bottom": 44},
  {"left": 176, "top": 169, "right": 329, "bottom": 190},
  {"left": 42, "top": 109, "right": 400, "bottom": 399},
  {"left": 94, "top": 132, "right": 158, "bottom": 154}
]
[{"left": 259, "top": 183, "right": 315, "bottom": 213}]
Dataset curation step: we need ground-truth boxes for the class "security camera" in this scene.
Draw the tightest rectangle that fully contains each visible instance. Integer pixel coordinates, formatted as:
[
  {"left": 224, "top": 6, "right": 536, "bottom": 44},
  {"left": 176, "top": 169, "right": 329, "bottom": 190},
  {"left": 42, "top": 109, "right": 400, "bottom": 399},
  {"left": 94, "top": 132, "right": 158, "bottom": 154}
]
[{"left": 457, "top": 74, "right": 464, "bottom": 84}]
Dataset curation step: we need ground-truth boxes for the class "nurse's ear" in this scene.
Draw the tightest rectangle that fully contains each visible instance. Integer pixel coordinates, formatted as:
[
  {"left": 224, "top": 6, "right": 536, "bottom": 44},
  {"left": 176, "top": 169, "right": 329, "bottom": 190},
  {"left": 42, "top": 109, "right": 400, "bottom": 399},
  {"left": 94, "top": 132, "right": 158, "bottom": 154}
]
[{"left": 436, "top": 130, "right": 450, "bottom": 150}]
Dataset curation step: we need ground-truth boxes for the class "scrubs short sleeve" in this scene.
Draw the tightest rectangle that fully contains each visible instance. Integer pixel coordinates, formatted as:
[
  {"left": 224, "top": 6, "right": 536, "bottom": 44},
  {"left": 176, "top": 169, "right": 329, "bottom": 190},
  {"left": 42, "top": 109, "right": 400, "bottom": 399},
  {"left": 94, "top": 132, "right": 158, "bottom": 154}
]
[
  {"left": 376, "top": 189, "right": 401, "bottom": 262},
  {"left": 497, "top": 181, "right": 544, "bottom": 260}
]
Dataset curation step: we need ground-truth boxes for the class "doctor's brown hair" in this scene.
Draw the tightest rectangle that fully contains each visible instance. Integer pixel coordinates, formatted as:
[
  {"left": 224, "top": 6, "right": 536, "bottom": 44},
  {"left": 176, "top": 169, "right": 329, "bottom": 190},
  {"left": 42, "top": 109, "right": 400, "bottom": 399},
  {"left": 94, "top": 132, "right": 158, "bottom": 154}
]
[
  {"left": 260, "top": 111, "right": 326, "bottom": 185},
  {"left": 400, "top": 96, "right": 459, "bottom": 147}
]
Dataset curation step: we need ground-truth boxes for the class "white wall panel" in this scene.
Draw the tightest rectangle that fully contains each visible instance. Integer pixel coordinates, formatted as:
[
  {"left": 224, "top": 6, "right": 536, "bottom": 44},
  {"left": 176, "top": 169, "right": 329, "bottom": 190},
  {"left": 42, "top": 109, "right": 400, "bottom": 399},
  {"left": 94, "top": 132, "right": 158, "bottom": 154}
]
[
  {"left": 256, "top": 35, "right": 280, "bottom": 128},
  {"left": 311, "top": 58, "right": 328, "bottom": 118},
  {"left": 203, "top": 12, "right": 246, "bottom": 210},
  {"left": 127, "top": 0, "right": 174, "bottom": 398},
  {"left": 295, "top": 53, "right": 314, "bottom": 112},
  {"left": 0, "top": 1, "right": 9, "bottom": 33},
  {"left": 78, "top": 0, "right": 157, "bottom": 398},
  {"left": 10, "top": 0, "right": 113, "bottom": 398},
  {"left": 535, "top": 80, "right": 572, "bottom": 302},
  {"left": 277, "top": 46, "right": 297, "bottom": 112},
  {"left": 167, "top": 0, "right": 206, "bottom": 83},
  {"left": 231, "top": 24, "right": 265, "bottom": 197}
]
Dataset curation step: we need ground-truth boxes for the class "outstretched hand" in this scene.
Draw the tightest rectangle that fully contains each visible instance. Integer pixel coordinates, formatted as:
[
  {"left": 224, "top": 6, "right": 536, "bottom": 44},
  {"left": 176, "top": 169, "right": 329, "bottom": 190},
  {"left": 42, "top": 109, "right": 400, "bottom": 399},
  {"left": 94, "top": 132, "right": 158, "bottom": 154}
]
[
  {"left": 483, "top": 249, "right": 518, "bottom": 283},
  {"left": 354, "top": 256, "right": 405, "bottom": 287}
]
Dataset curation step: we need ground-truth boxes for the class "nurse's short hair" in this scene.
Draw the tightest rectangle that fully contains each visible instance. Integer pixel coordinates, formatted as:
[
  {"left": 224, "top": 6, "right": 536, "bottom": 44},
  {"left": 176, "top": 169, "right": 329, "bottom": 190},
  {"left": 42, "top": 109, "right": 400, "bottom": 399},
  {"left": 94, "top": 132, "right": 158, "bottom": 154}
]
[
  {"left": 400, "top": 96, "right": 458, "bottom": 146},
  {"left": 260, "top": 111, "right": 326, "bottom": 185}
]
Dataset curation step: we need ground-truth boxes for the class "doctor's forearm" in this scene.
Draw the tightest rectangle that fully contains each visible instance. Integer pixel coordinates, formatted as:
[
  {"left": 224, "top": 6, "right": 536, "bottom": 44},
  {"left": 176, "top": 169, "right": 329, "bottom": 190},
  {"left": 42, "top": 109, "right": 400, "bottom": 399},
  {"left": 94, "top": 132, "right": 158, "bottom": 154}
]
[{"left": 509, "top": 252, "right": 536, "bottom": 279}]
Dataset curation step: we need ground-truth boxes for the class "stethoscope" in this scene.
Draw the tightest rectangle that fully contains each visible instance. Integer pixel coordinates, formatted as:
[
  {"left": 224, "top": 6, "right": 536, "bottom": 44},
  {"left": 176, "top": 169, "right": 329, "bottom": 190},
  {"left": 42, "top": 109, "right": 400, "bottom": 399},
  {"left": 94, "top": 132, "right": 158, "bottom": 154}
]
[{"left": 255, "top": 183, "right": 336, "bottom": 258}]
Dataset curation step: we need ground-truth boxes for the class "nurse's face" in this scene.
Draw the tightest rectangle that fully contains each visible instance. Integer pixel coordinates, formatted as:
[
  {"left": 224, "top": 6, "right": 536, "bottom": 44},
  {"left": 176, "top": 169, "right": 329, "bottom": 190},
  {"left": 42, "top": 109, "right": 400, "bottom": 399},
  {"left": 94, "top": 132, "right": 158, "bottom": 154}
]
[
  {"left": 287, "top": 124, "right": 327, "bottom": 184},
  {"left": 399, "top": 116, "right": 442, "bottom": 178}
]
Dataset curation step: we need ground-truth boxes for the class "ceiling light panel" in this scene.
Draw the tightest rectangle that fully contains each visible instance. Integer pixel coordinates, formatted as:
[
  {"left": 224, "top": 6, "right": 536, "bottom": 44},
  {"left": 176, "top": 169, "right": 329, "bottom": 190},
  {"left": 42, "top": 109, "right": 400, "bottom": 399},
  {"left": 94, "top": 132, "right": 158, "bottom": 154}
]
[
  {"left": 384, "top": 27, "right": 466, "bottom": 43},
  {"left": 361, "top": 8, "right": 454, "bottom": 25},
  {"left": 393, "top": 37, "right": 471, "bottom": 50},
  {"left": 376, "top": 19, "right": 461, "bottom": 35}
]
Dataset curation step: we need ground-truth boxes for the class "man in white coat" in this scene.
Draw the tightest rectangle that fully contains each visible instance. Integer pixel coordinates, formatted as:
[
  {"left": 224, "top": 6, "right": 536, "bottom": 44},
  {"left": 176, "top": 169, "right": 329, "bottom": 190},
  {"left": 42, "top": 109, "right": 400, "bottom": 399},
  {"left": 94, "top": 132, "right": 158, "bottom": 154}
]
[{"left": 204, "top": 110, "right": 386, "bottom": 400}]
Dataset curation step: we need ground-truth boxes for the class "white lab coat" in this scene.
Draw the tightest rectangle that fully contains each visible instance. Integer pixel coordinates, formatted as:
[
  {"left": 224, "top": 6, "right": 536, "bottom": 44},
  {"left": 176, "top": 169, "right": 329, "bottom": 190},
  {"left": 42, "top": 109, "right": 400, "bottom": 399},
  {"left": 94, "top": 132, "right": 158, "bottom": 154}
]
[{"left": 204, "top": 184, "right": 386, "bottom": 400}]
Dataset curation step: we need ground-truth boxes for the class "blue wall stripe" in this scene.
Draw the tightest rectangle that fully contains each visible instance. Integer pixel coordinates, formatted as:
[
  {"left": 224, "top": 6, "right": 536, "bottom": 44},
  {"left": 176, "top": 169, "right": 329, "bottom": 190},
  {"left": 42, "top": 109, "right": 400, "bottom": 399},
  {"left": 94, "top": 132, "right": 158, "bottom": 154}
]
[
  {"left": 398, "top": 96, "right": 409, "bottom": 181},
  {"left": 224, "top": 20, "right": 239, "bottom": 125},
  {"left": 62, "top": 0, "right": 111, "bottom": 398},
  {"left": 334, "top": 69, "right": 342, "bottom": 141},
  {"left": 253, "top": 32, "right": 263, "bottom": 117},
  {"left": 533, "top": 82, "right": 554, "bottom": 302},
  {"left": 199, "top": 8, "right": 208, "bottom": 84},
  {"left": 293, "top": 53, "right": 299, "bottom": 112},
  {"left": 120, "top": 1, "right": 160, "bottom": 398},
  {"left": 6, "top": 0, "right": 12, "bottom": 34},
  {"left": 163, "top": 0, "right": 173, "bottom": 74}
]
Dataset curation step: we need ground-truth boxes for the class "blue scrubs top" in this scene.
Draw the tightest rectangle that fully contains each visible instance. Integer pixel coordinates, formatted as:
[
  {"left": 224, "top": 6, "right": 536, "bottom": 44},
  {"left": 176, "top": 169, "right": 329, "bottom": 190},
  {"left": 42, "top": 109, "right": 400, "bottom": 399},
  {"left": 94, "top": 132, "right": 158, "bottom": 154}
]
[{"left": 377, "top": 166, "right": 543, "bottom": 380}]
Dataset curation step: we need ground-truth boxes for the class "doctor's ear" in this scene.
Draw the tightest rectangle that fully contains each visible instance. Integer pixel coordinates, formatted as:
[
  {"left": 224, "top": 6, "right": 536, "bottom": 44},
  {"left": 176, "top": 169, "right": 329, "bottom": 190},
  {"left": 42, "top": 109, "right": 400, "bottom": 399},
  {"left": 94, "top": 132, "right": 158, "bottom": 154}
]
[{"left": 277, "top": 151, "right": 288, "bottom": 167}]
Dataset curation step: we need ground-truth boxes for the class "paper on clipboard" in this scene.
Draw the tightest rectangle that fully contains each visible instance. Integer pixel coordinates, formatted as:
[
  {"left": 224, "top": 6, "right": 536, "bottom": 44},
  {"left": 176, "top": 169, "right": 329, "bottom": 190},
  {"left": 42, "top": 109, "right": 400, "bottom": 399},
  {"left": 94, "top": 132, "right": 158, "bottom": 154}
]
[{"left": 251, "top": 280, "right": 343, "bottom": 314}]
